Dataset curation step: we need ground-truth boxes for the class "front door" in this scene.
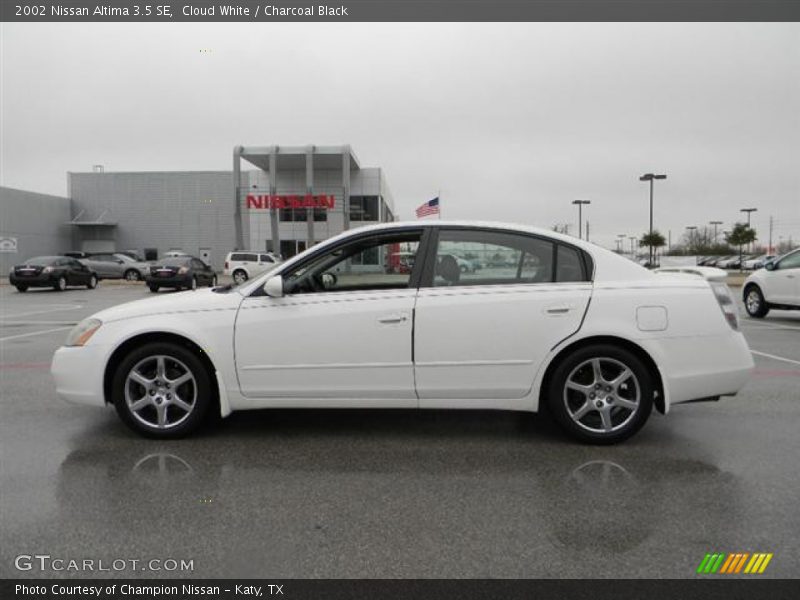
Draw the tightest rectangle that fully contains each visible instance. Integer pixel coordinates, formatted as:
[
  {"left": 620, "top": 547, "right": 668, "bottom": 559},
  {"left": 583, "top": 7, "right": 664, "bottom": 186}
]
[
  {"left": 414, "top": 228, "right": 592, "bottom": 404},
  {"left": 767, "top": 250, "right": 800, "bottom": 304},
  {"left": 234, "top": 229, "right": 425, "bottom": 401}
]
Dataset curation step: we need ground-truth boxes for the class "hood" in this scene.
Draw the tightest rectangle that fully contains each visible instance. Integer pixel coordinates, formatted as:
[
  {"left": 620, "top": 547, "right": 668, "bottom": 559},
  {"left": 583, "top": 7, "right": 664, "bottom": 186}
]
[{"left": 90, "top": 288, "right": 243, "bottom": 324}]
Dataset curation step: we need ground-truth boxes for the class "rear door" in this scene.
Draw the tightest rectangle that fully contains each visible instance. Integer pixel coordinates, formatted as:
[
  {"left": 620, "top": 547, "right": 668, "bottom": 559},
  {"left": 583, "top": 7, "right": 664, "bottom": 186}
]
[
  {"left": 768, "top": 250, "right": 800, "bottom": 305},
  {"left": 413, "top": 227, "right": 593, "bottom": 404}
]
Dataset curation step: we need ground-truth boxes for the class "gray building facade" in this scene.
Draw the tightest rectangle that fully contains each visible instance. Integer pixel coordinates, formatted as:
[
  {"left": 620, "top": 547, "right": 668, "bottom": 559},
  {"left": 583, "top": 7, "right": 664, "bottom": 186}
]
[
  {"left": 2, "top": 145, "right": 394, "bottom": 271},
  {"left": 0, "top": 187, "right": 73, "bottom": 274}
]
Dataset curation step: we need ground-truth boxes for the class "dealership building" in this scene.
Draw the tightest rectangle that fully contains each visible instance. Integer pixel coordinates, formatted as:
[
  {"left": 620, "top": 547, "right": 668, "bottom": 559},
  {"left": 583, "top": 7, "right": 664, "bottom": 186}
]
[{"left": 1, "top": 145, "right": 396, "bottom": 272}]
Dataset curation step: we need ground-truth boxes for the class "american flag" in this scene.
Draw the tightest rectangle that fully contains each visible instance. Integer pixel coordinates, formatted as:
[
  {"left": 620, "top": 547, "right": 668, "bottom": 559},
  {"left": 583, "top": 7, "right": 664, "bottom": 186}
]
[{"left": 415, "top": 197, "right": 440, "bottom": 218}]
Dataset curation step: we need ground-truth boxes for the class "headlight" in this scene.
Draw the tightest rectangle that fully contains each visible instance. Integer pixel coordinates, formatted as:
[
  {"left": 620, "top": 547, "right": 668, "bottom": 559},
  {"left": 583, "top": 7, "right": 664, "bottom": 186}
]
[{"left": 65, "top": 318, "right": 103, "bottom": 347}]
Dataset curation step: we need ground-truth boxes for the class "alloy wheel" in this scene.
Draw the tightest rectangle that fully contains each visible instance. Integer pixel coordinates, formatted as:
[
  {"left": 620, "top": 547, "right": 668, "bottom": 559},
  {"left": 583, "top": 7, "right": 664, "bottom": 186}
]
[
  {"left": 563, "top": 357, "right": 641, "bottom": 434},
  {"left": 746, "top": 290, "right": 760, "bottom": 314},
  {"left": 124, "top": 355, "right": 197, "bottom": 430},
  {"left": 233, "top": 270, "right": 247, "bottom": 284}
]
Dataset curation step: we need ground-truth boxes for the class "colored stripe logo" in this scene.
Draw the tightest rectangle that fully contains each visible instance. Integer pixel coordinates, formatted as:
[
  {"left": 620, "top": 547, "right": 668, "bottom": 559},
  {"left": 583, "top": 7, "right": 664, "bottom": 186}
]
[{"left": 696, "top": 552, "right": 773, "bottom": 574}]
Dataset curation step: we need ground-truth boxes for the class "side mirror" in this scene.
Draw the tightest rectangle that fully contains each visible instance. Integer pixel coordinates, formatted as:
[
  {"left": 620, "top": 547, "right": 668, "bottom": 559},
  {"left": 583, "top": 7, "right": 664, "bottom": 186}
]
[
  {"left": 765, "top": 261, "right": 776, "bottom": 271},
  {"left": 263, "top": 275, "right": 284, "bottom": 298}
]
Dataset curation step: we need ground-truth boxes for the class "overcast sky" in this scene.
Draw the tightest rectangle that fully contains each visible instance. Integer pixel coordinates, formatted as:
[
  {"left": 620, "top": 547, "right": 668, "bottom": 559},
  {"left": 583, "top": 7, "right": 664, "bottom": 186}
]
[{"left": 1, "top": 22, "right": 798, "bottom": 249}]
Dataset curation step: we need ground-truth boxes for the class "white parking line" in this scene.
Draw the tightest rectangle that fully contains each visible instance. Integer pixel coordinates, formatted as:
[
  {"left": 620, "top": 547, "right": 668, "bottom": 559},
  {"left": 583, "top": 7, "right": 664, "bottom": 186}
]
[
  {"left": 740, "top": 319, "right": 800, "bottom": 331},
  {"left": 0, "top": 305, "right": 83, "bottom": 319},
  {"left": 0, "top": 326, "right": 72, "bottom": 342},
  {"left": 750, "top": 350, "right": 800, "bottom": 367}
]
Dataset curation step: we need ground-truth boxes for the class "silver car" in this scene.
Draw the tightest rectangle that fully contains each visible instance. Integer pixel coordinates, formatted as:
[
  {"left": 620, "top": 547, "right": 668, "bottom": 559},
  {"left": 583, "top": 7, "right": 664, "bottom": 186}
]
[{"left": 80, "top": 253, "right": 150, "bottom": 281}]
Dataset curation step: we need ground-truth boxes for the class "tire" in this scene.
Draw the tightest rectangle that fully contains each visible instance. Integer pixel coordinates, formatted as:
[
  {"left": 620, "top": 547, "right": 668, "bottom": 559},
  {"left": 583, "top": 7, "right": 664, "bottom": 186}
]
[
  {"left": 547, "top": 344, "right": 654, "bottom": 445},
  {"left": 191, "top": 276, "right": 198, "bottom": 290},
  {"left": 111, "top": 342, "right": 213, "bottom": 439},
  {"left": 744, "top": 285, "right": 769, "bottom": 318},
  {"left": 233, "top": 269, "right": 248, "bottom": 284},
  {"left": 54, "top": 276, "right": 67, "bottom": 292},
  {"left": 15, "top": 285, "right": 27, "bottom": 293},
  {"left": 149, "top": 284, "right": 159, "bottom": 293},
  {"left": 86, "top": 275, "right": 98, "bottom": 289},
  {"left": 124, "top": 269, "right": 140, "bottom": 281},
  {"left": 209, "top": 275, "right": 218, "bottom": 288}
]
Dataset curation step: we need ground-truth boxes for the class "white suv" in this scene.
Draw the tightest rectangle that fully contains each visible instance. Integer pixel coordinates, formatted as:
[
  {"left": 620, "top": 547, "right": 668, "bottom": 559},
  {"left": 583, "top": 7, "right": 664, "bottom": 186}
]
[
  {"left": 224, "top": 251, "right": 281, "bottom": 284},
  {"left": 743, "top": 248, "right": 800, "bottom": 317}
]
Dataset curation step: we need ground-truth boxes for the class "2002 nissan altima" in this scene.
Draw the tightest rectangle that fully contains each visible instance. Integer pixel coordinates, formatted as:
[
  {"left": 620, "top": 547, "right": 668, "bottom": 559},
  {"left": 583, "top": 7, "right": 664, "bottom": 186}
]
[{"left": 51, "top": 222, "right": 754, "bottom": 444}]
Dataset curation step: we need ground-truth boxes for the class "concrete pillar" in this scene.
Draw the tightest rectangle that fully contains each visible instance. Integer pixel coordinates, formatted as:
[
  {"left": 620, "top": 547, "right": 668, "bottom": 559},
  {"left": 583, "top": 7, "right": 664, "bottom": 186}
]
[
  {"left": 342, "top": 146, "right": 351, "bottom": 231},
  {"left": 233, "top": 146, "right": 244, "bottom": 250},
  {"left": 269, "top": 147, "right": 280, "bottom": 255},
  {"left": 306, "top": 145, "right": 315, "bottom": 247}
]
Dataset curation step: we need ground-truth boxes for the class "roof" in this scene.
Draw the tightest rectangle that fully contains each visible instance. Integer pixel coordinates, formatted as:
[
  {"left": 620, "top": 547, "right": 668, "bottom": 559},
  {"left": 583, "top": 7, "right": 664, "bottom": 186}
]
[{"left": 237, "top": 145, "right": 360, "bottom": 172}]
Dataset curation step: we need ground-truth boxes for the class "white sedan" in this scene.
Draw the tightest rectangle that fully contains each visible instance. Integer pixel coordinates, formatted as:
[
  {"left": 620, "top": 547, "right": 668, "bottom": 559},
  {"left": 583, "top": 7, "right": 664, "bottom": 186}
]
[
  {"left": 51, "top": 222, "right": 753, "bottom": 444},
  {"left": 742, "top": 248, "right": 800, "bottom": 318}
]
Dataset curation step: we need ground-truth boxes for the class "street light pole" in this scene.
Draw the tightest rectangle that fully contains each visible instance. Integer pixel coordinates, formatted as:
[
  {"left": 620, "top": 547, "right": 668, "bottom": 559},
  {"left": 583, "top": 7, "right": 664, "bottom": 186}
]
[
  {"left": 572, "top": 200, "right": 590, "bottom": 240},
  {"left": 740, "top": 207, "right": 757, "bottom": 253},
  {"left": 709, "top": 220, "right": 723, "bottom": 245},
  {"left": 639, "top": 173, "right": 667, "bottom": 266}
]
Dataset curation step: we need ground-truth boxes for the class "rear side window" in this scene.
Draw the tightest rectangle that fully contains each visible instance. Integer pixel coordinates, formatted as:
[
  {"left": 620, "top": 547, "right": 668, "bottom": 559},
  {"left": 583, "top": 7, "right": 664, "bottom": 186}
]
[
  {"left": 230, "top": 253, "right": 258, "bottom": 262},
  {"left": 556, "top": 245, "right": 585, "bottom": 282},
  {"left": 259, "top": 254, "right": 274, "bottom": 263}
]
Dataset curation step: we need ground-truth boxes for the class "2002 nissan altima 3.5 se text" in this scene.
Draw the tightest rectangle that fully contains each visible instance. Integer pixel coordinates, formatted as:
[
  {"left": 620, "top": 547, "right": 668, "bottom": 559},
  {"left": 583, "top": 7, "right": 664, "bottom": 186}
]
[{"left": 51, "top": 221, "right": 753, "bottom": 444}]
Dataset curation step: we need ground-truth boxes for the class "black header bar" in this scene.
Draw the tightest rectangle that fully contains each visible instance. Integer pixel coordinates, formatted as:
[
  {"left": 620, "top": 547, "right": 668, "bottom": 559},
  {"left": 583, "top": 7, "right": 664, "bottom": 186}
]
[{"left": 3, "top": 1, "right": 800, "bottom": 22}]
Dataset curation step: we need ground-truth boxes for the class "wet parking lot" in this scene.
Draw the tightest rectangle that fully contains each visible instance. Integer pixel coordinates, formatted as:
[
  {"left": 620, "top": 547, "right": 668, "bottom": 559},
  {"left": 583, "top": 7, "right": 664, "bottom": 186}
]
[{"left": 1, "top": 283, "right": 799, "bottom": 578}]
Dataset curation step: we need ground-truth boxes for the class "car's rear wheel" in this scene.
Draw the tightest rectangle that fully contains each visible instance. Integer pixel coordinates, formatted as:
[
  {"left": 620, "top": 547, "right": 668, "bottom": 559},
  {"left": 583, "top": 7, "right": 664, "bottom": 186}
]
[
  {"left": 112, "top": 342, "right": 212, "bottom": 438},
  {"left": 744, "top": 285, "right": 769, "bottom": 318},
  {"left": 124, "top": 269, "right": 140, "bottom": 281},
  {"left": 233, "top": 269, "right": 248, "bottom": 284},
  {"left": 87, "top": 275, "right": 98, "bottom": 289},
  {"left": 547, "top": 344, "right": 653, "bottom": 444},
  {"left": 209, "top": 275, "right": 218, "bottom": 287},
  {"left": 54, "top": 276, "right": 67, "bottom": 292},
  {"left": 149, "top": 284, "right": 159, "bottom": 293},
  {"left": 15, "top": 285, "right": 27, "bottom": 293}
]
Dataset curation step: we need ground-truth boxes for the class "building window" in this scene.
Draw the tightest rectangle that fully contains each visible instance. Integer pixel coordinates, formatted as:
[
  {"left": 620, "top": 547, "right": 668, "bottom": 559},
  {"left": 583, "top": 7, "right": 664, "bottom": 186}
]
[
  {"left": 350, "top": 196, "right": 379, "bottom": 221},
  {"left": 279, "top": 208, "right": 308, "bottom": 222},
  {"left": 313, "top": 208, "right": 327, "bottom": 222}
]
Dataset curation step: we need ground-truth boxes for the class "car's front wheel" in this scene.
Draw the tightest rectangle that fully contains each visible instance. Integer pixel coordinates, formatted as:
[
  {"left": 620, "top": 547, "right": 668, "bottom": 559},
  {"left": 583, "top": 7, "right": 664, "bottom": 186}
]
[
  {"left": 209, "top": 275, "right": 218, "bottom": 287},
  {"left": 87, "top": 275, "right": 98, "bottom": 289},
  {"left": 124, "top": 269, "right": 140, "bottom": 281},
  {"left": 54, "top": 276, "right": 67, "bottom": 292},
  {"left": 547, "top": 344, "right": 654, "bottom": 444},
  {"left": 744, "top": 285, "right": 769, "bottom": 318},
  {"left": 15, "top": 285, "right": 27, "bottom": 292},
  {"left": 149, "top": 284, "right": 159, "bottom": 293},
  {"left": 111, "top": 342, "right": 212, "bottom": 438}
]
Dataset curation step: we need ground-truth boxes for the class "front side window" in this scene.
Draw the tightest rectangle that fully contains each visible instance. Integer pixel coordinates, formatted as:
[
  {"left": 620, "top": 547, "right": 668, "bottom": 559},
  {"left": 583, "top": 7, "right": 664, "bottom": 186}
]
[
  {"left": 776, "top": 250, "right": 800, "bottom": 270},
  {"left": 283, "top": 231, "right": 422, "bottom": 295},
  {"left": 432, "top": 229, "right": 555, "bottom": 287}
]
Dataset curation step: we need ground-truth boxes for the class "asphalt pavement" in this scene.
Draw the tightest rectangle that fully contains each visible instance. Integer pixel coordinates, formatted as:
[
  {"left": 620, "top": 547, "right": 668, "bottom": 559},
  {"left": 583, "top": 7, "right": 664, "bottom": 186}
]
[{"left": 1, "top": 282, "right": 798, "bottom": 578}]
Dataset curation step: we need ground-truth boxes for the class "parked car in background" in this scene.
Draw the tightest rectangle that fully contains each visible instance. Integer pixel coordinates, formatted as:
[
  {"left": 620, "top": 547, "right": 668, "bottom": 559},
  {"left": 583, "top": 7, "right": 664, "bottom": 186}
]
[
  {"left": 145, "top": 256, "right": 217, "bottom": 292},
  {"left": 705, "top": 256, "right": 733, "bottom": 267},
  {"left": 163, "top": 250, "right": 190, "bottom": 258},
  {"left": 10, "top": 256, "right": 97, "bottom": 292},
  {"left": 742, "top": 254, "right": 776, "bottom": 270},
  {"left": 80, "top": 253, "right": 151, "bottom": 281},
  {"left": 63, "top": 251, "right": 92, "bottom": 259},
  {"left": 742, "top": 248, "right": 800, "bottom": 317},
  {"left": 51, "top": 221, "right": 753, "bottom": 444},
  {"left": 224, "top": 251, "right": 282, "bottom": 284}
]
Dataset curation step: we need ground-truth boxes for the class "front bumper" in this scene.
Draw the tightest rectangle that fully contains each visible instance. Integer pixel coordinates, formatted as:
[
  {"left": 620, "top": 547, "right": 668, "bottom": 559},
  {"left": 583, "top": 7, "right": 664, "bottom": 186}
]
[{"left": 51, "top": 344, "right": 108, "bottom": 407}]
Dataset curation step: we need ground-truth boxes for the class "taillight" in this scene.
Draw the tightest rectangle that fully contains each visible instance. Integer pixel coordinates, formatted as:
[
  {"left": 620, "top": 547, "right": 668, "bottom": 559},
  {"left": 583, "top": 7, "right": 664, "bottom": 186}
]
[
  {"left": 710, "top": 282, "right": 739, "bottom": 330},
  {"left": 225, "top": 261, "right": 229, "bottom": 269}
]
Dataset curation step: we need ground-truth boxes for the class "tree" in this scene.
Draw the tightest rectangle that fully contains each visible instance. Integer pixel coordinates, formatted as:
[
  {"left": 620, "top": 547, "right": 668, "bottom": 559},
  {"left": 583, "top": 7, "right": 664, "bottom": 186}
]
[
  {"left": 639, "top": 231, "right": 666, "bottom": 266},
  {"left": 551, "top": 223, "right": 570, "bottom": 235},
  {"left": 725, "top": 223, "right": 757, "bottom": 271}
]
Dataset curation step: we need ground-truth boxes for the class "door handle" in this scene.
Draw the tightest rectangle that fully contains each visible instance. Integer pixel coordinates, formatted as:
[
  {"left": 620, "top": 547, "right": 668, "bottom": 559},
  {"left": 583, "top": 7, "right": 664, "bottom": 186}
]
[
  {"left": 378, "top": 314, "right": 408, "bottom": 324},
  {"left": 545, "top": 305, "right": 573, "bottom": 315}
]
